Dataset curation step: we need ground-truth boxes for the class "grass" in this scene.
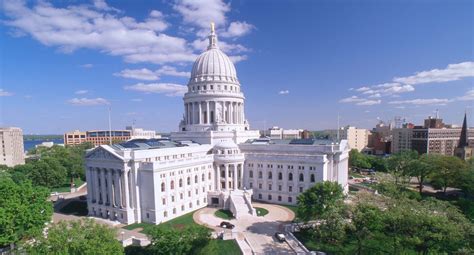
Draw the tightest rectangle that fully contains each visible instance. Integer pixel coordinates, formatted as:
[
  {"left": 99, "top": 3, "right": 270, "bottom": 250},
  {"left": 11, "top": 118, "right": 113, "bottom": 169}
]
[
  {"left": 198, "top": 239, "right": 242, "bottom": 255},
  {"left": 255, "top": 207, "right": 269, "bottom": 216},
  {"left": 59, "top": 200, "right": 88, "bottom": 216},
  {"left": 51, "top": 178, "right": 85, "bottom": 193},
  {"left": 215, "top": 209, "right": 234, "bottom": 220},
  {"left": 123, "top": 210, "right": 207, "bottom": 233}
]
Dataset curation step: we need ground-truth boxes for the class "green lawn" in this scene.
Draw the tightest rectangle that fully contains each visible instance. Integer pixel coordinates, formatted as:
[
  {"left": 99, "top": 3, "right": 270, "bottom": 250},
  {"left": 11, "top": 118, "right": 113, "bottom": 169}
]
[
  {"left": 255, "top": 207, "right": 269, "bottom": 216},
  {"left": 59, "top": 200, "right": 88, "bottom": 216},
  {"left": 123, "top": 210, "right": 207, "bottom": 233},
  {"left": 215, "top": 209, "right": 234, "bottom": 220},
  {"left": 197, "top": 239, "right": 242, "bottom": 255},
  {"left": 51, "top": 178, "right": 85, "bottom": 193}
]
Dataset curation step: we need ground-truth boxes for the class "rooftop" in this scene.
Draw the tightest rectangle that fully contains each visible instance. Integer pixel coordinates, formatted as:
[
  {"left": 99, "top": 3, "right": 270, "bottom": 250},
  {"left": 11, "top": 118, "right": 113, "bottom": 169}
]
[
  {"left": 112, "top": 138, "right": 201, "bottom": 150},
  {"left": 244, "top": 138, "right": 336, "bottom": 146}
]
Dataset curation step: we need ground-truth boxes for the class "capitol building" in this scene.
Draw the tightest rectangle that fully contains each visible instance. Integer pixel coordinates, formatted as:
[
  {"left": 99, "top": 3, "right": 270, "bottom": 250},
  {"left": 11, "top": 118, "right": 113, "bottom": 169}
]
[{"left": 85, "top": 25, "right": 349, "bottom": 225}]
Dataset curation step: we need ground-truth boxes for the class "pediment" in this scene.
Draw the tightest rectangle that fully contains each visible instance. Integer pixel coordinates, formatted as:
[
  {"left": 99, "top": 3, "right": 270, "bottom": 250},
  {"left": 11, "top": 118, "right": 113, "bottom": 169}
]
[{"left": 86, "top": 147, "right": 123, "bottom": 161}]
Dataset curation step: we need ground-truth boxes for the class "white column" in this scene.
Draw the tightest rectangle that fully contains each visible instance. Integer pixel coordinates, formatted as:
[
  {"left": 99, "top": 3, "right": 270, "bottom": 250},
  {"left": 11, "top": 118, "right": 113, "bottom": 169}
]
[
  {"left": 100, "top": 169, "right": 106, "bottom": 204},
  {"left": 216, "top": 165, "right": 221, "bottom": 191},
  {"left": 123, "top": 170, "right": 130, "bottom": 209},
  {"left": 185, "top": 103, "right": 188, "bottom": 124},
  {"left": 224, "top": 164, "right": 229, "bottom": 190},
  {"left": 88, "top": 168, "right": 95, "bottom": 202},
  {"left": 206, "top": 101, "right": 210, "bottom": 124},
  {"left": 114, "top": 170, "right": 121, "bottom": 208},
  {"left": 198, "top": 102, "right": 202, "bottom": 124},
  {"left": 107, "top": 169, "right": 113, "bottom": 207},
  {"left": 233, "top": 164, "right": 238, "bottom": 190},
  {"left": 230, "top": 102, "right": 234, "bottom": 124}
]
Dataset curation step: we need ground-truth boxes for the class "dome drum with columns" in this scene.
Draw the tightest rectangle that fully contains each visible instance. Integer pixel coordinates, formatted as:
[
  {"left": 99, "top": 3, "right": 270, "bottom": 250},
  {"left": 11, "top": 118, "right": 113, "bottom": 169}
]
[{"left": 180, "top": 24, "right": 249, "bottom": 132}]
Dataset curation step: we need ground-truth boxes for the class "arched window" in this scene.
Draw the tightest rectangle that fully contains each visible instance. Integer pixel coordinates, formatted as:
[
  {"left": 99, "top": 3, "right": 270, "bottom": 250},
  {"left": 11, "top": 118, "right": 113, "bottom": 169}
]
[
  {"left": 171, "top": 180, "right": 175, "bottom": 189},
  {"left": 268, "top": 171, "right": 272, "bottom": 179},
  {"left": 299, "top": 173, "right": 304, "bottom": 182},
  {"left": 249, "top": 170, "right": 253, "bottom": 178},
  {"left": 161, "top": 182, "right": 165, "bottom": 192},
  {"left": 258, "top": 171, "right": 263, "bottom": 179},
  {"left": 278, "top": 172, "right": 282, "bottom": 180},
  {"left": 195, "top": 175, "right": 198, "bottom": 183},
  {"left": 310, "top": 174, "right": 315, "bottom": 183},
  {"left": 208, "top": 172, "right": 211, "bottom": 180},
  {"left": 179, "top": 178, "right": 183, "bottom": 187},
  {"left": 187, "top": 177, "right": 191, "bottom": 185},
  {"left": 288, "top": 173, "right": 293, "bottom": 181},
  {"left": 202, "top": 174, "right": 205, "bottom": 181}
]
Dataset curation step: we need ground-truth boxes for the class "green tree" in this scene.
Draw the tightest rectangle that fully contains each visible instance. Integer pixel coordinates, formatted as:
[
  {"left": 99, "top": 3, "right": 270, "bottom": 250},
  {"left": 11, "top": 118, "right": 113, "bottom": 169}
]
[
  {"left": 297, "top": 181, "right": 344, "bottom": 222},
  {"left": 386, "top": 150, "right": 418, "bottom": 186},
  {"left": 349, "top": 149, "right": 371, "bottom": 169},
  {"left": 0, "top": 177, "right": 52, "bottom": 248},
  {"left": 427, "top": 155, "right": 467, "bottom": 193},
  {"left": 24, "top": 219, "right": 123, "bottom": 254},
  {"left": 146, "top": 225, "right": 211, "bottom": 255},
  {"left": 347, "top": 202, "right": 384, "bottom": 255},
  {"left": 407, "top": 155, "right": 434, "bottom": 195},
  {"left": 28, "top": 157, "right": 67, "bottom": 188}
]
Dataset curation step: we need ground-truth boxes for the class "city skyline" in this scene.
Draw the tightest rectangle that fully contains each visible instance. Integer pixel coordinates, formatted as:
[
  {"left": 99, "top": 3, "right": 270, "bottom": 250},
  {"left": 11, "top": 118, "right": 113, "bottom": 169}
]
[{"left": 1, "top": 0, "right": 473, "bottom": 134}]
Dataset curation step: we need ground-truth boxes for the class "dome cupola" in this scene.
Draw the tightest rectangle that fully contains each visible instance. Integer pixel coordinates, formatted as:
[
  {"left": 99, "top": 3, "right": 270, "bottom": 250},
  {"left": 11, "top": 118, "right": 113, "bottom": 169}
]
[{"left": 189, "top": 23, "right": 238, "bottom": 84}]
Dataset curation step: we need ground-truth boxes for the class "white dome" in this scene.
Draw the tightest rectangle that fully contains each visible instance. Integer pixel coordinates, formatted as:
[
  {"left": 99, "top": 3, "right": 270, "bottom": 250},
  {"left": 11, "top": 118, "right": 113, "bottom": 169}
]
[
  {"left": 214, "top": 140, "right": 238, "bottom": 149},
  {"left": 189, "top": 25, "right": 239, "bottom": 84},
  {"left": 190, "top": 49, "right": 237, "bottom": 82}
]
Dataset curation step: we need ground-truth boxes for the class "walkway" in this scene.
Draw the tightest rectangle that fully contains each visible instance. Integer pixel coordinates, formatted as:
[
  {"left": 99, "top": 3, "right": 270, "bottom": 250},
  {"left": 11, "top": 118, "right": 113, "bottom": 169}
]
[{"left": 194, "top": 203, "right": 304, "bottom": 254}]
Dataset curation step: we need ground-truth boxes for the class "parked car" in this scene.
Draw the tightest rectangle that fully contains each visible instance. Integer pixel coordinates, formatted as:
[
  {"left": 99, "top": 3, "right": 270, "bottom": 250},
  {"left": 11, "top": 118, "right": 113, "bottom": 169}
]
[
  {"left": 220, "top": 221, "right": 235, "bottom": 229},
  {"left": 274, "top": 232, "right": 285, "bottom": 242}
]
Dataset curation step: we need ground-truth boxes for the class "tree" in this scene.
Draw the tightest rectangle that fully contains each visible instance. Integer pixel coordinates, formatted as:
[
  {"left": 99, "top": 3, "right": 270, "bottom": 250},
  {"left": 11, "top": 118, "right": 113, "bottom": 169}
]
[
  {"left": 349, "top": 149, "right": 371, "bottom": 169},
  {"left": 347, "top": 202, "right": 384, "bottom": 255},
  {"left": 407, "top": 155, "right": 434, "bottom": 195},
  {"left": 146, "top": 226, "right": 211, "bottom": 255},
  {"left": 427, "top": 155, "right": 467, "bottom": 193},
  {"left": 24, "top": 219, "right": 123, "bottom": 254},
  {"left": 297, "top": 181, "right": 344, "bottom": 222},
  {"left": 28, "top": 157, "right": 67, "bottom": 188},
  {"left": 0, "top": 177, "right": 52, "bottom": 248},
  {"left": 386, "top": 150, "right": 418, "bottom": 186}
]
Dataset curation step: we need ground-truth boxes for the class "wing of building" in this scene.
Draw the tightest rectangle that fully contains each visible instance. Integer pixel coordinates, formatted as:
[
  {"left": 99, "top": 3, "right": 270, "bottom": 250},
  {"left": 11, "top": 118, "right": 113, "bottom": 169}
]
[{"left": 85, "top": 25, "right": 350, "bottom": 224}]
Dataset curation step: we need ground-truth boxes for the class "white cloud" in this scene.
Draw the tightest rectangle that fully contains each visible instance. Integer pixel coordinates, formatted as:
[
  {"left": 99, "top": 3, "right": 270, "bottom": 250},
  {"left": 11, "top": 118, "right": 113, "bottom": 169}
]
[
  {"left": 156, "top": 66, "right": 190, "bottom": 77},
  {"left": 339, "top": 96, "right": 381, "bottom": 106},
  {"left": 80, "top": 63, "right": 93, "bottom": 68},
  {"left": 115, "top": 68, "right": 159, "bottom": 81},
  {"left": 278, "top": 90, "right": 289, "bottom": 95},
  {"left": 115, "top": 66, "right": 190, "bottom": 81},
  {"left": 0, "top": 89, "right": 13, "bottom": 96},
  {"left": 356, "top": 86, "right": 370, "bottom": 92},
  {"left": 368, "top": 93, "right": 381, "bottom": 98},
  {"left": 361, "top": 83, "right": 414, "bottom": 96},
  {"left": 74, "top": 90, "right": 88, "bottom": 95},
  {"left": 393, "top": 62, "right": 474, "bottom": 85},
  {"left": 456, "top": 89, "right": 474, "bottom": 101},
  {"left": 68, "top": 97, "right": 110, "bottom": 106},
  {"left": 228, "top": 55, "right": 247, "bottom": 63},
  {"left": 2, "top": 1, "right": 196, "bottom": 65},
  {"left": 173, "top": 0, "right": 230, "bottom": 29},
  {"left": 124, "top": 83, "right": 188, "bottom": 97},
  {"left": 131, "top": 98, "right": 143, "bottom": 102},
  {"left": 388, "top": 98, "right": 450, "bottom": 105},
  {"left": 221, "top": 21, "right": 254, "bottom": 38}
]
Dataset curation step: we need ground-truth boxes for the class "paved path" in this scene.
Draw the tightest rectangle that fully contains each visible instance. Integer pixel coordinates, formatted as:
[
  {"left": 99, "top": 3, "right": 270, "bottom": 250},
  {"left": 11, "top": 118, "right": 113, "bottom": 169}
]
[{"left": 194, "top": 203, "right": 301, "bottom": 254}]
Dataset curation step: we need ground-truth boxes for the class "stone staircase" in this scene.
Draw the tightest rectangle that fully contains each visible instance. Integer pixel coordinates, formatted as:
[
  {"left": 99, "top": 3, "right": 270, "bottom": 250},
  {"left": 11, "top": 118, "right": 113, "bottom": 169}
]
[{"left": 229, "top": 189, "right": 256, "bottom": 219}]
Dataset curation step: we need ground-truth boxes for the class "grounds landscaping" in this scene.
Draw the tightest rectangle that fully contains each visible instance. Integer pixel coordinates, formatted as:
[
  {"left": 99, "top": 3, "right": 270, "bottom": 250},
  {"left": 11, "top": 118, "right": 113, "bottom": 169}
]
[
  {"left": 255, "top": 207, "right": 269, "bottom": 216},
  {"left": 214, "top": 209, "right": 234, "bottom": 219}
]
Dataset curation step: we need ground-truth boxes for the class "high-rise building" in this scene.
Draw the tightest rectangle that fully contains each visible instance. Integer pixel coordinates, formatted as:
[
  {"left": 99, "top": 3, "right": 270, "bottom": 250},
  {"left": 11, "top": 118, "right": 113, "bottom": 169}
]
[
  {"left": 0, "top": 127, "right": 25, "bottom": 167},
  {"left": 64, "top": 130, "right": 87, "bottom": 145}
]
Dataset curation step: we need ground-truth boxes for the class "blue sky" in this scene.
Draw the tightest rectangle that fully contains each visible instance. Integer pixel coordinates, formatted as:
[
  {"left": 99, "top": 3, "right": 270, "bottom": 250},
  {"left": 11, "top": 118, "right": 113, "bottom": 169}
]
[{"left": 0, "top": 0, "right": 473, "bottom": 134}]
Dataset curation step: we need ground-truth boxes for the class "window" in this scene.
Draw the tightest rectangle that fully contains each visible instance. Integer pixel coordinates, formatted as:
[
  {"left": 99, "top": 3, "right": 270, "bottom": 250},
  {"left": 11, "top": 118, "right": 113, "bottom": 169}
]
[
  {"left": 268, "top": 184, "right": 272, "bottom": 190},
  {"left": 208, "top": 172, "right": 211, "bottom": 180},
  {"left": 258, "top": 194, "right": 262, "bottom": 199},
  {"left": 161, "top": 182, "right": 165, "bottom": 192},
  {"left": 179, "top": 179, "right": 183, "bottom": 187},
  {"left": 299, "top": 173, "right": 304, "bottom": 182},
  {"left": 259, "top": 183, "right": 262, "bottom": 189},
  {"left": 278, "top": 172, "right": 282, "bottom": 180},
  {"left": 249, "top": 170, "right": 253, "bottom": 178},
  {"left": 268, "top": 172, "right": 272, "bottom": 179},
  {"left": 249, "top": 182, "right": 253, "bottom": 188},
  {"left": 268, "top": 195, "right": 272, "bottom": 200},
  {"left": 187, "top": 177, "right": 191, "bottom": 185},
  {"left": 195, "top": 175, "right": 198, "bottom": 183},
  {"left": 289, "top": 186, "right": 293, "bottom": 192},
  {"left": 310, "top": 174, "right": 315, "bottom": 183},
  {"left": 278, "top": 196, "right": 282, "bottom": 201},
  {"left": 258, "top": 171, "right": 263, "bottom": 179},
  {"left": 172, "top": 196, "right": 175, "bottom": 202},
  {"left": 202, "top": 174, "right": 205, "bottom": 181},
  {"left": 171, "top": 180, "right": 175, "bottom": 189},
  {"left": 162, "top": 198, "right": 166, "bottom": 205},
  {"left": 299, "top": 187, "right": 304, "bottom": 193},
  {"left": 278, "top": 185, "right": 282, "bottom": 191},
  {"left": 288, "top": 197, "right": 293, "bottom": 203},
  {"left": 288, "top": 173, "right": 293, "bottom": 181}
]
